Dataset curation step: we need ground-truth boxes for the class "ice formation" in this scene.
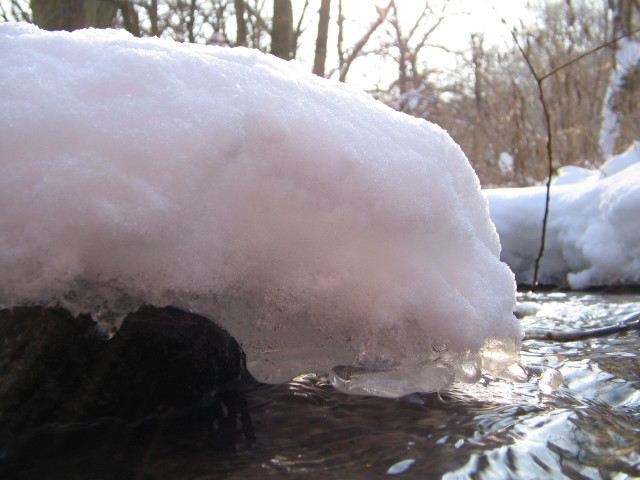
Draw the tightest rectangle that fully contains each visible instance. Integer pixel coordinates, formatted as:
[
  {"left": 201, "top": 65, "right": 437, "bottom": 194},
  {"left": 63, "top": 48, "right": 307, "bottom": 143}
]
[
  {"left": 485, "top": 142, "right": 640, "bottom": 289},
  {"left": 0, "top": 23, "right": 522, "bottom": 397}
]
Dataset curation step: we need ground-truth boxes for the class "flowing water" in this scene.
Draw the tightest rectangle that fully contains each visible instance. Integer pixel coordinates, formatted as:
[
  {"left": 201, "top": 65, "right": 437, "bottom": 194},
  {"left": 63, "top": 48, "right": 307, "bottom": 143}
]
[{"left": 3, "top": 291, "right": 640, "bottom": 479}]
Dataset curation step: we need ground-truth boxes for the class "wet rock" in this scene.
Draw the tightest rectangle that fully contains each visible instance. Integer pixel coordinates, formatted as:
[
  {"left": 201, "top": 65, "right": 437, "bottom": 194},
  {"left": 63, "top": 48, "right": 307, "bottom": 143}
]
[{"left": 0, "top": 305, "right": 247, "bottom": 445}]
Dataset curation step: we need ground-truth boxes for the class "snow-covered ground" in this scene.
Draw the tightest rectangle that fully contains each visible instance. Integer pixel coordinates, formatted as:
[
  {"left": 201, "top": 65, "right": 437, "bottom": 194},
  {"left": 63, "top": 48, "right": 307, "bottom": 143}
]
[
  {"left": 485, "top": 142, "right": 640, "bottom": 289},
  {"left": 0, "top": 23, "right": 522, "bottom": 397}
]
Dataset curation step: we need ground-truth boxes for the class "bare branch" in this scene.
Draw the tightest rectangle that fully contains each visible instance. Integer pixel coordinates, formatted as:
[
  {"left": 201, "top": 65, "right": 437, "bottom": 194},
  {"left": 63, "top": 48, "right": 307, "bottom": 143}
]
[
  {"left": 338, "top": 0, "right": 393, "bottom": 82},
  {"left": 406, "top": 3, "right": 429, "bottom": 41},
  {"left": 292, "top": 0, "right": 309, "bottom": 58},
  {"left": 415, "top": 15, "right": 445, "bottom": 54},
  {"left": 504, "top": 19, "right": 555, "bottom": 291},
  {"left": 244, "top": 1, "right": 270, "bottom": 33},
  {"left": 540, "top": 25, "right": 640, "bottom": 81},
  {"left": 337, "top": 0, "right": 344, "bottom": 67},
  {"left": 0, "top": 2, "right": 9, "bottom": 21},
  {"left": 313, "top": 0, "right": 331, "bottom": 77},
  {"left": 10, "top": 0, "right": 33, "bottom": 22},
  {"left": 294, "top": 0, "right": 308, "bottom": 38}
]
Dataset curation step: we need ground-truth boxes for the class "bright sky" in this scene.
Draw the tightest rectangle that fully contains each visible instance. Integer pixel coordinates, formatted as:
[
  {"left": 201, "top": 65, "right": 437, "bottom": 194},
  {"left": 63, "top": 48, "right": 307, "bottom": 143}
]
[{"left": 294, "top": 0, "right": 531, "bottom": 89}]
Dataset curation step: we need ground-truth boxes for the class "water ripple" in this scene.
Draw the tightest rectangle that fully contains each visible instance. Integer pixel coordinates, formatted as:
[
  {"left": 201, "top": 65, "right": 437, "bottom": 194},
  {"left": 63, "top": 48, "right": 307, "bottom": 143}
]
[{"left": 3, "top": 291, "right": 640, "bottom": 479}]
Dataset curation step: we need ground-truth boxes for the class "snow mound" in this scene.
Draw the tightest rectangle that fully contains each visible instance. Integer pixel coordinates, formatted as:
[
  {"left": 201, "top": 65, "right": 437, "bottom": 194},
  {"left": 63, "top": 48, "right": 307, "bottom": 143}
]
[
  {"left": 601, "top": 141, "right": 640, "bottom": 176},
  {"left": 0, "top": 23, "right": 521, "bottom": 397},
  {"left": 552, "top": 165, "right": 599, "bottom": 185},
  {"left": 485, "top": 143, "right": 640, "bottom": 289}
]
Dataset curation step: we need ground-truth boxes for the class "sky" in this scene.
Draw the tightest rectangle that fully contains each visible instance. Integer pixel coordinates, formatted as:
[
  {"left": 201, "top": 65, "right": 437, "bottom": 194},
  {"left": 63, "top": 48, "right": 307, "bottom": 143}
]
[{"left": 293, "top": 0, "right": 532, "bottom": 89}]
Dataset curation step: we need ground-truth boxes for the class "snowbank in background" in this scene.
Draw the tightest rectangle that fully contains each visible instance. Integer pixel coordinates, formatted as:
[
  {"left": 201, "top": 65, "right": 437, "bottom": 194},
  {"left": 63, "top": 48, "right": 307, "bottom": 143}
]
[
  {"left": 485, "top": 142, "right": 640, "bottom": 289},
  {"left": 0, "top": 23, "right": 521, "bottom": 397}
]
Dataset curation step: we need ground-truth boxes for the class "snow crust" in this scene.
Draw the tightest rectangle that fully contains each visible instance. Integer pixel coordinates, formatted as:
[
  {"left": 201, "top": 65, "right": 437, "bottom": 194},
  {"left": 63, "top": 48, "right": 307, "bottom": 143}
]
[
  {"left": 485, "top": 142, "right": 640, "bottom": 289},
  {"left": 0, "top": 23, "right": 521, "bottom": 396}
]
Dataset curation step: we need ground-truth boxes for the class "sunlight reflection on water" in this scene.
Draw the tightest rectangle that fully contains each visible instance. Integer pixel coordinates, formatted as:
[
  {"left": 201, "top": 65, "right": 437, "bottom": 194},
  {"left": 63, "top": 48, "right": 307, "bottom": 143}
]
[{"left": 3, "top": 291, "right": 640, "bottom": 479}]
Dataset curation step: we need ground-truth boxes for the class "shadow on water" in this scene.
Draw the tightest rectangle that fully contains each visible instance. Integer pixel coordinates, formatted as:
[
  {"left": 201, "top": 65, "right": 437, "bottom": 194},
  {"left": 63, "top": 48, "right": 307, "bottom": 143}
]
[{"left": 2, "top": 291, "right": 640, "bottom": 479}]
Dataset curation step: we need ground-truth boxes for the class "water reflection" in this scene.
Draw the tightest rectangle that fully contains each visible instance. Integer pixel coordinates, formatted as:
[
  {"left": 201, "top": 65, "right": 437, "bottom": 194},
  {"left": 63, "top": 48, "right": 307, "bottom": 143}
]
[{"left": 2, "top": 291, "right": 639, "bottom": 479}]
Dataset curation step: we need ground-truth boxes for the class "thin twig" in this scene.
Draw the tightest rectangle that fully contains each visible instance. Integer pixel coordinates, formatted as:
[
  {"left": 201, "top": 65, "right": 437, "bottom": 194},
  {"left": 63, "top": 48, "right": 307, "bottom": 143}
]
[
  {"left": 504, "top": 21, "right": 553, "bottom": 291},
  {"left": 292, "top": 0, "right": 309, "bottom": 58},
  {"left": 540, "top": 26, "right": 640, "bottom": 81},
  {"left": 524, "top": 319, "right": 640, "bottom": 342}
]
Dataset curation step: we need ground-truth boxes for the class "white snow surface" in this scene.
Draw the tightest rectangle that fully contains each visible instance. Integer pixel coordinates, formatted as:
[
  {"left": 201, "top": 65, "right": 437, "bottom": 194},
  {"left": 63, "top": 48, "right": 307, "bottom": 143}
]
[
  {"left": 485, "top": 142, "right": 640, "bottom": 289},
  {"left": 0, "top": 23, "right": 522, "bottom": 397},
  {"left": 498, "top": 152, "right": 514, "bottom": 175}
]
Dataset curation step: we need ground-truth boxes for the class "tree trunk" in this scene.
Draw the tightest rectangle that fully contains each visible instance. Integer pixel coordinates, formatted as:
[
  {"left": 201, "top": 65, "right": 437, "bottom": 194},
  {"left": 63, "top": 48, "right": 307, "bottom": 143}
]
[
  {"left": 31, "top": 0, "right": 117, "bottom": 31},
  {"left": 600, "top": 0, "right": 640, "bottom": 156},
  {"left": 149, "top": 0, "right": 159, "bottom": 37},
  {"left": 117, "top": 0, "right": 140, "bottom": 37},
  {"left": 234, "top": 0, "right": 248, "bottom": 46},
  {"left": 613, "top": 0, "right": 638, "bottom": 35},
  {"left": 312, "top": 0, "right": 331, "bottom": 76},
  {"left": 272, "top": 0, "right": 293, "bottom": 60},
  {"left": 186, "top": 0, "right": 197, "bottom": 43}
]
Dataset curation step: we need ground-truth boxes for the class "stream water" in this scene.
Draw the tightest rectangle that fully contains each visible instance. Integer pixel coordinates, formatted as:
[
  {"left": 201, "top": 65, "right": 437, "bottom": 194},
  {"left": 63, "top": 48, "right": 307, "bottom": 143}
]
[{"left": 3, "top": 291, "right": 640, "bottom": 479}]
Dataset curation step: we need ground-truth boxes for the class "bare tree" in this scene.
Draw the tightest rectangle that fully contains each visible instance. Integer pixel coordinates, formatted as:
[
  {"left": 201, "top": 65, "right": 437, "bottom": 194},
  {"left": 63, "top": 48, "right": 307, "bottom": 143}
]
[
  {"left": 291, "top": 0, "right": 309, "bottom": 58},
  {"left": 0, "top": 0, "right": 32, "bottom": 22},
  {"left": 424, "top": 0, "right": 613, "bottom": 186},
  {"left": 31, "top": 0, "right": 117, "bottom": 30},
  {"left": 117, "top": 0, "right": 140, "bottom": 36},
  {"left": 600, "top": 0, "right": 640, "bottom": 156},
  {"left": 336, "top": 0, "right": 392, "bottom": 82},
  {"left": 312, "top": 0, "right": 331, "bottom": 76},
  {"left": 382, "top": 0, "right": 452, "bottom": 113},
  {"left": 149, "top": 0, "right": 159, "bottom": 36},
  {"left": 272, "top": 0, "right": 292, "bottom": 59},
  {"left": 233, "top": 0, "right": 247, "bottom": 45},
  {"left": 185, "top": 0, "right": 197, "bottom": 43}
]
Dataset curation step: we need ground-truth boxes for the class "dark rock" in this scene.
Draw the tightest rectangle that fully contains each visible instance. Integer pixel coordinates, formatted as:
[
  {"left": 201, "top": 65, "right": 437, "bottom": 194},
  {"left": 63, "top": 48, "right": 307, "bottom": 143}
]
[
  {"left": 0, "top": 307, "right": 102, "bottom": 434},
  {"left": 88, "top": 305, "right": 247, "bottom": 419},
  {"left": 0, "top": 305, "right": 247, "bottom": 447}
]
